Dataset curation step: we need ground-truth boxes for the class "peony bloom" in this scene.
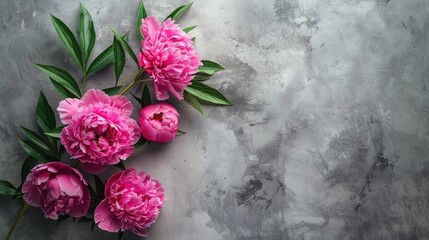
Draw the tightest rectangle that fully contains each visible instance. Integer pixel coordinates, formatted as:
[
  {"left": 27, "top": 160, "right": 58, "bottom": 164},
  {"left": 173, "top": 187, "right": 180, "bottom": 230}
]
[
  {"left": 58, "top": 89, "right": 140, "bottom": 174},
  {"left": 94, "top": 169, "right": 164, "bottom": 236},
  {"left": 22, "top": 162, "right": 90, "bottom": 220},
  {"left": 138, "top": 16, "right": 202, "bottom": 101},
  {"left": 138, "top": 103, "right": 179, "bottom": 143}
]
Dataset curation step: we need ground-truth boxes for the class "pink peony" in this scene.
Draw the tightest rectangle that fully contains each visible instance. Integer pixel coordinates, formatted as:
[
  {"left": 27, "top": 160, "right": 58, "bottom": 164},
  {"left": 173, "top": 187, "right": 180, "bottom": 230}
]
[
  {"left": 94, "top": 169, "right": 164, "bottom": 236},
  {"left": 58, "top": 89, "right": 140, "bottom": 174},
  {"left": 138, "top": 16, "right": 202, "bottom": 101},
  {"left": 22, "top": 162, "right": 90, "bottom": 220},
  {"left": 138, "top": 103, "right": 179, "bottom": 143}
]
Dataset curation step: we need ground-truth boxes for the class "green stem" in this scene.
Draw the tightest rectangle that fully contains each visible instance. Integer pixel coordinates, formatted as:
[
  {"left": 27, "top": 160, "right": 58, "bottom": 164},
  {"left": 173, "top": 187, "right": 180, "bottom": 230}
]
[
  {"left": 117, "top": 71, "right": 139, "bottom": 86},
  {"left": 119, "top": 81, "right": 136, "bottom": 95},
  {"left": 6, "top": 203, "right": 29, "bottom": 240},
  {"left": 119, "top": 68, "right": 145, "bottom": 95}
]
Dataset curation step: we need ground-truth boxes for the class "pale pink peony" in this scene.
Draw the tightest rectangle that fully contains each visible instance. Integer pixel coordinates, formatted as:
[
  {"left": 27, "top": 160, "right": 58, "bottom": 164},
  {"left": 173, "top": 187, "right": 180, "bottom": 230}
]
[
  {"left": 58, "top": 89, "right": 140, "bottom": 174},
  {"left": 138, "top": 16, "right": 202, "bottom": 100},
  {"left": 22, "top": 162, "right": 90, "bottom": 220},
  {"left": 139, "top": 103, "right": 179, "bottom": 143},
  {"left": 94, "top": 169, "right": 164, "bottom": 236}
]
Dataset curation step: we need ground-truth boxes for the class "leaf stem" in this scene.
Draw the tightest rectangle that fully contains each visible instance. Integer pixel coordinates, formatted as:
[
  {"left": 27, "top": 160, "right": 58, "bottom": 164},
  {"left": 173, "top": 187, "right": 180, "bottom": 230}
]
[
  {"left": 119, "top": 81, "right": 136, "bottom": 95},
  {"left": 117, "top": 71, "right": 139, "bottom": 86},
  {"left": 119, "top": 68, "right": 145, "bottom": 95},
  {"left": 6, "top": 203, "right": 29, "bottom": 240}
]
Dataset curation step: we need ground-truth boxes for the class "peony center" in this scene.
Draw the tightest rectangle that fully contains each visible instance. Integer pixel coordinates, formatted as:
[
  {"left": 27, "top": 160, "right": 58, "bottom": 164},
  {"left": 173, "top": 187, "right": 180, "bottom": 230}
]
[{"left": 152, "top": 112, "right": 164, "bottom": 122}]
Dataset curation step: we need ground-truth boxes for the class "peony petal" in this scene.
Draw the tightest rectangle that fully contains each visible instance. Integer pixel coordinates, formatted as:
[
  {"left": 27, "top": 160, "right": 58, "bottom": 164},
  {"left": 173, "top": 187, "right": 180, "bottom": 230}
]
[
  {"left": 22, "top": 174, "right": 41, "bottom": 207},
  {"left": 140, "top": 104, "right": 161, "bottom": 119},
  {"left": 141, "top": 16, "right": 160, "bottom": 38},
  {"left": 104, "top": 171, "right": 123, "bottom": 198},
  {"left": 94, "top": 199, "right": 121, "bottom": 233},
  {"left": 155, "top": 131, "right": 174, "bottom": 143},
  {"left": 69, "top": 186, "right": 90, "bottom": 218},
  {"left": 140, "top": 121, "right": 157, "bottom": 142},
  {"left": 138, "top": 52, "right": 145, "bottom": 69},
  {"left": 80, "top": 162, "right": 109, "bottom": 174},
  {"left": 44, "top": 179, "right": 60, "bottom": 202},
  {"left": 110, "top": 95, "right": 133, "bottom": 116},
  {"left": 57, "top": 98, "right": 81, "bottom": 124},
  {"left": 153, "top": 80, "right": 169, "bottom": 101},
  {"left": 81, "top": 89, "right": 111, "bottom": 106},
  {"left": 56, "top": 174, "right": 80, "bottom": 197},
  {"left": 164, "top": 81, "right": 183, "bottom": 100}
]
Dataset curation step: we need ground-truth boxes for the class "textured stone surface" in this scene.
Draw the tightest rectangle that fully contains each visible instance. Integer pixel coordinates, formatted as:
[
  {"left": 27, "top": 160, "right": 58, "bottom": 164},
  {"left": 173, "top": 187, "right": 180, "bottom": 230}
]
[{"left": 1, "top": 0, "right": 429, "bottom": 239}]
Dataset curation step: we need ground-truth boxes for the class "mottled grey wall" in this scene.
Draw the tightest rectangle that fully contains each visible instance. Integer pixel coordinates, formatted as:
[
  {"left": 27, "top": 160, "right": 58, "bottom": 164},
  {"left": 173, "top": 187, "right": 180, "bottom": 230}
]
[{"left": 1, "top": 0, "right": 429, "bottom": 239}]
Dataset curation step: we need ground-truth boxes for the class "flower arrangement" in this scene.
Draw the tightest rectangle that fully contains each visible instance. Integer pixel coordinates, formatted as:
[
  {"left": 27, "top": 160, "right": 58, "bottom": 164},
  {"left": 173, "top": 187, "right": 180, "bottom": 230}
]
[{"left": 0, "top": 1, "right": 230, "bottom": 239}]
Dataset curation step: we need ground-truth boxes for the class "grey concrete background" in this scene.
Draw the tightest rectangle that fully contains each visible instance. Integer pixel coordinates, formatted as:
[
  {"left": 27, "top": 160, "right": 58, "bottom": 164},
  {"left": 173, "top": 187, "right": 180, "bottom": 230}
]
[{"left": 1, "top": 0, "right": 429, "bottom": 239}]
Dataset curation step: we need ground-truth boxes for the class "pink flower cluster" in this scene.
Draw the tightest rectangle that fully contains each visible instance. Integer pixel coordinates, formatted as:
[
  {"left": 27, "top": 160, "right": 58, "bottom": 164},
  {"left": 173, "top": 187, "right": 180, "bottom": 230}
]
[
  {"left": 58, "top": 89, "right": 140, "bottom": 174},
  {"left": 22, "top": 162, "right": 90, "bottom": 220},
  {"left": 94, "top": 169, "right": 164, "bottom": 236},
  {"left": 19, "top": 6, "right": 212, "bottom": 239},
  {"left": 139, "top": 16, "right": 202, "bottom": 101}
]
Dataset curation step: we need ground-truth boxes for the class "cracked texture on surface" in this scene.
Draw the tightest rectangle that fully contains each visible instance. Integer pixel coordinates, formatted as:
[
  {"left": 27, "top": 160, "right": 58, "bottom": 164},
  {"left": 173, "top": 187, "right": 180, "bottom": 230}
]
[{"left": 1, "top": 0, "right": 429, "bottom": 239}]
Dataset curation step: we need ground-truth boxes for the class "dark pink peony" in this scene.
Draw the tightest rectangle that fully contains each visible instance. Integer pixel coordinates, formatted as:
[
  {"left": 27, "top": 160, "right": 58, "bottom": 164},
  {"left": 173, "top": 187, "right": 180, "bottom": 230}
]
[
  {"left": 138, "top": 16, "right": 202, "bottom": 100},
  {"left": 58, "top": 89, "right": 140, "bottom": 174},
  {"left": 22, "top": 162, "right": 90, "bottom": 220},
  {"left": 94, "top": 169, "right": 164, "bottom": 236},
  {"left": 139, "top": 103, "right": 179, "bottom": 143}
]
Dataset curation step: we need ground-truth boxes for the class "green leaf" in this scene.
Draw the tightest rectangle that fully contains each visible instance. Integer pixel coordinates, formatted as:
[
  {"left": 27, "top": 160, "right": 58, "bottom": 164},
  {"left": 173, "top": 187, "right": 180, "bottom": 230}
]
[
  {"left": 112, "top": 36, "right": 125, "bottom": 83},
  {"left": 135, "top": 137, "right": 147, "bottom": 149},
  {"left": 184, "top": 92, "right": 204, "bottom": 115},
  {"left": 192, "top": 73, "right": 212, "bottom": 82},
  {"left": 136, "top": 0, "right": 147, "bottom": 41},
  {"left": 12, "top": 185, "right": 23, "bottom": 199},
  {"left": 0, "top": 180, "right": 17, "bottom": 196},
  {"left": 102, "top": 86, "right": 123, "bottom": 96},
  {"left": 50, "top": 78, "right": 77, "bottom": 98},
  {"left": 114, "top": 161, "right": 125, "bottom": 171},
  {"left": 79, "top": 4, "right": 96, "bottom": 72},
  {"left": 177, "top": 130, "right": 186, "bottom": 136},
  {"left": 110, "top": 27, "right": 138, "bottom": 65},
  {"left": 58, "top": 144, "right": 66, "bottom": 157},
  {"left": 21, "top": 126, "right": 51, "bottom": 152},
  {"left": 183, "top": 25, "right": 197, "bottom": 33},
  {"left": 19, "top": 139, "right": 49, "bottom": 163},
  {"left": 185, "top": 82, "right": 232, "bottom": 105},
  {"left": 87, "top": 33, "right": 129, "bottom": 75},
  {"left": 165, "top": 2, "right": 193, "bottom": 21},
  {"left": 36, "top": 91, "right": 56, "bottom": 132},
  {"left": 141, "top": 84, "right": 151, "bottom": 107},
  {"left": 87, "top": 184, "right": 97, "bottom": 198},
  {"left": 50, "top": 14, "right": 82, "bottom": 70},
  {"left": 36, "top": 64, "right": 81, "bottom": 98},
  {"left": 87, "top": 46, "right": 113, "bottom": 74},
  {"left": 44, "top": 125, "right": 66, "bottom": 138},
  {"left": 198, "top": 60, "right": 225, "bottom": 75},
  {"left": 94, "top": 175, "right": 105, "bottom": 199},
  {"left": 21, "top": 157, "right": 41, "bottom": 183}
]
